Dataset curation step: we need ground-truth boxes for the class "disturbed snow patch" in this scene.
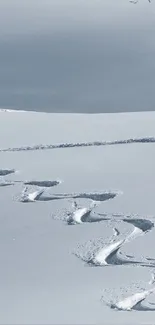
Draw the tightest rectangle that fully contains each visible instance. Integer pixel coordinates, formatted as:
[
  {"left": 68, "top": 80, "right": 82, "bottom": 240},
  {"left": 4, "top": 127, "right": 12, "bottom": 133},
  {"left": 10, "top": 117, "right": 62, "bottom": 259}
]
[
  {"left": 102, "top": 281, "right": 155, "bottom": 311},
  {"left": 20, "top": 187, "right": 45, "bottom": 202},
  {"left": 0, "top": 180, "right": 14, "bottom": 187},
  {"left": 54, "top": 200, "right": 109, "bottom": 225},
  {"left": 74, "top": 230, "right": 155, "bottom": 268}
]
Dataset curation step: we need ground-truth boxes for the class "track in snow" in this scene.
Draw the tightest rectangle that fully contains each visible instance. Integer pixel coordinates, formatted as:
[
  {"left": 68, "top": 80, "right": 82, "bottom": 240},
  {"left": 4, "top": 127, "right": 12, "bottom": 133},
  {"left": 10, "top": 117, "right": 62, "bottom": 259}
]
[
  {"left": 20, "top": 188, "right": 118, "bottom": 203},
  {"left": 0, "top": 180, "right": 14, "bottom": 187},
  {"left": 24, "top": 180, "right": 62, "bottom": 188},
  {"left": 1, "top": 130, "right": 155, "bottom": 312},
  {"left": 103, "top": 285, "right": 155, "bottom": 311},
  {"left": 74, "top": 214, "right": 155, "bottom": 268},
  {"left": 0, "top": 169, "right": 16, "bottom": 176},
  {"left": 20, "top": 187, "right": 45, "bottom": 202},
  {"left": 0, "top": 168, "right": 16, "bottom": 186},
  {"left": 75, "top": 236, "right": 155, "bottom": 268},
  {"left": 53, "top": 201, "right": 110, "bottom": 225},
  {"left": 123, "top": 218, "right": 154, "bottom": 234},
  {"left": 0, "top": 137, "right": 155, "bottom": 153},
  {"left": 52, "top": 206, "right": 109, "bottom": 225},
  {"left": 67, "top": 209, "right": 109, "bottom": 225},
  {"left": 19, "top": 182, "right": 155, "bottom": 311}
]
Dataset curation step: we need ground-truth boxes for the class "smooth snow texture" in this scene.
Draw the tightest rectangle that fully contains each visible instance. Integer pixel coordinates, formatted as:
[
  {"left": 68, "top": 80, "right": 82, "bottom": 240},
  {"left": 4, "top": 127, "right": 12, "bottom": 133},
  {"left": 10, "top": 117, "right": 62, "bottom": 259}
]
[{"left": 0, "top": 110, "right": 155, "bottom": 324}]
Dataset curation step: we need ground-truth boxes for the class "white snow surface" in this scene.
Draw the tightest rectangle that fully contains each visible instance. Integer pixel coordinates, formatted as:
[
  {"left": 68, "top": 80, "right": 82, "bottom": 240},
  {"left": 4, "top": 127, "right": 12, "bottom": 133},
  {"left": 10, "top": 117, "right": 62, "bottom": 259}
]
[
  {"left": 114, "top": 287, "right": 155, "bottom": 311},
  {"left": 0, "top": 110, "right": 155, "bottom": 324}
]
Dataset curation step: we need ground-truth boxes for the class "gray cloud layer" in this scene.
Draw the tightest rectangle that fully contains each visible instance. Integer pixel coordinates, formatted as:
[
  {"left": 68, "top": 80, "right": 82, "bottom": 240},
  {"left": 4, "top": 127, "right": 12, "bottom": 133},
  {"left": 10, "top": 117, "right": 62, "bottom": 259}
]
[{"left": 0, "top": 0, "right": 155, "bottom": 112}]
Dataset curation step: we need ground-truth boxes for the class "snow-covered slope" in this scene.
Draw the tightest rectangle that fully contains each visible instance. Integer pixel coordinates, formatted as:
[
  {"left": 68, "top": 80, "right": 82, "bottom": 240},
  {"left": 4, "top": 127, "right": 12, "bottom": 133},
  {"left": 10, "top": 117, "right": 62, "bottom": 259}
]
[{"left": 0, "top": 110, "right": 155, "bottom": 324}]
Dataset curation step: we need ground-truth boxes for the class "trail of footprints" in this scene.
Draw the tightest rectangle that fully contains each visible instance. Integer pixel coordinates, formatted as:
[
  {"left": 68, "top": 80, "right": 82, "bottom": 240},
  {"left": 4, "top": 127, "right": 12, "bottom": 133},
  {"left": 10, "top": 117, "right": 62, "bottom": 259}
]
[{"left": 1, "top": 168, "right": 155, "bottom": 312}]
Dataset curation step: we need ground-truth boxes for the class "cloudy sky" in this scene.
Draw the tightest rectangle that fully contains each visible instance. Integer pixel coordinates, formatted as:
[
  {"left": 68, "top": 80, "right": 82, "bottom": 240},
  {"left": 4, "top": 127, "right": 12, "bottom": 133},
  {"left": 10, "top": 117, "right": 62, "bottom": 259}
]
[{"left": 0, "top": 0, "right": 155, "bottom": 112}]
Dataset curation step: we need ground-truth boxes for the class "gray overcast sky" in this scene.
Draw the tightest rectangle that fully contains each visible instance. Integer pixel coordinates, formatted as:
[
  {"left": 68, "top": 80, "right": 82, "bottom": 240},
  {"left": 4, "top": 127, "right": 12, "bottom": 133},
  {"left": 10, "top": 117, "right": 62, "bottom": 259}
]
[{"left": 0, "top": 0, "right": 155, "bottom": 112}]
